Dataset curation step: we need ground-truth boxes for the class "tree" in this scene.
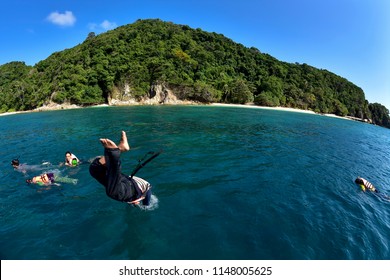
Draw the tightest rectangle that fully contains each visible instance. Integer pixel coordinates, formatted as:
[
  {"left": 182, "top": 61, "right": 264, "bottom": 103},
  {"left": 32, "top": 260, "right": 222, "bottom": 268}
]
[
  {"left": 86, "top": 32, "right": 96, "bottom": 40},
  {"left": 254, "top": 91, "right": 280, "bottom": 106},
  {"left": 256, "top": 76, "right": 285, "bottom": 106},
  {"left": 368, "top": 103, "right": 390, "bottom": 128},
  {"left": 224, "top": 79, "right": 253, "bottom": 104}
]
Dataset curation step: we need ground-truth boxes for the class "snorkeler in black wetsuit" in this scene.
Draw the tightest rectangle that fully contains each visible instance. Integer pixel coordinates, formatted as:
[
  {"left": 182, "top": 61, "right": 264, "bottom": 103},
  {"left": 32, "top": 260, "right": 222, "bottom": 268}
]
[{"left": 89, "top": 131, "right": 152, "bottom": 206}]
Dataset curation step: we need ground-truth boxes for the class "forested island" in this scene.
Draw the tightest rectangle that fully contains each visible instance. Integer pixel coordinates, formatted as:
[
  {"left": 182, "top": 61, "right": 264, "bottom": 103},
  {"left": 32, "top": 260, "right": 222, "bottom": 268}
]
[{"left": 1, "top": 19, "right": 389, "bottom": 128}]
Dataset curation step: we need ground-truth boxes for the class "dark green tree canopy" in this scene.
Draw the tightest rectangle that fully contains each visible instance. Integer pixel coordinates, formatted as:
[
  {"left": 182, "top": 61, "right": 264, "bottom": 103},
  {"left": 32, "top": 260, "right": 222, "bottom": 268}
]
[{"left": 1, "top": 19, "right": 389, "bottom": 128}]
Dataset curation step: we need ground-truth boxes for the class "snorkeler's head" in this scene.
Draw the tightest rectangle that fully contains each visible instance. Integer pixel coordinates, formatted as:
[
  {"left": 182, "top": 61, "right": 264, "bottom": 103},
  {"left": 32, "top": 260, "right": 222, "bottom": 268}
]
[
  {"left": 11, "top": 158, "right": 20, "bottom": 167},
  {"left": 355, "top": 177, "right": 363, "bottom": 184}
]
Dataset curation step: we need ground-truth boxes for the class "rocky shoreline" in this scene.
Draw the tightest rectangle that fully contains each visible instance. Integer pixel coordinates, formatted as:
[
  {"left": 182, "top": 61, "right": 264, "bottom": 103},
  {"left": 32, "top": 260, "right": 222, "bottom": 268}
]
[{"left": 33, "top": 102, "right": 82, "bottom": 112}]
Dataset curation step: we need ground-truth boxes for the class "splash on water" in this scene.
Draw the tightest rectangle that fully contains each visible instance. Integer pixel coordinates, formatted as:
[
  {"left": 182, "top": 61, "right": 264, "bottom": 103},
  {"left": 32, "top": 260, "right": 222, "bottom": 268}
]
[{"left": 137, "top": 194, "right": 159, "bottom": 211}]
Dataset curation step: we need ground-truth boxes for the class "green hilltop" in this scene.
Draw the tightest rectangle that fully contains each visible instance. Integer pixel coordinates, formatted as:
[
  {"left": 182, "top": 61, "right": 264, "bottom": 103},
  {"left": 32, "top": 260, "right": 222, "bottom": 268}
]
[{"left": 0, "top": 19, "right": 389, "bottom": 127}]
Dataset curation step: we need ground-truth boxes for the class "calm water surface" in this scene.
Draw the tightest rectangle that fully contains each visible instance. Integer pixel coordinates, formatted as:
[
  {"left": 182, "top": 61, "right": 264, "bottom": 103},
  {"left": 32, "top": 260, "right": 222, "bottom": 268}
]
[{"left": 1, "top": 105, "right": 390, "bottom": 259}]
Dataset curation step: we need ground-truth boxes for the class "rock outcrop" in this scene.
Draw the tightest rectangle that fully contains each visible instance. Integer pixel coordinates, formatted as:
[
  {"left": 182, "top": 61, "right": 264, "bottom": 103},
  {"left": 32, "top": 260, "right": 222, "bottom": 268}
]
[
  {"left": 109, "top": 82, "right": 195, "bottom": 105},
  {"left": 142, "top": 83, "right": 179, "bottom": 104}
]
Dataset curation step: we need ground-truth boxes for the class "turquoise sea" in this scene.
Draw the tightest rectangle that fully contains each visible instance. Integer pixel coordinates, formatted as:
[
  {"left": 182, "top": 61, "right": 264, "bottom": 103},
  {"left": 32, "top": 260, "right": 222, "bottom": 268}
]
[{"left": 1, "top": 105, "right": 390, "bottom": 260}]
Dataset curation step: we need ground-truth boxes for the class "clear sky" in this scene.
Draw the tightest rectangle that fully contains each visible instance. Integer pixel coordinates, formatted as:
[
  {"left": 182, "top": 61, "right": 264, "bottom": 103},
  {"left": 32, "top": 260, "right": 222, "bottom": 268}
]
[{"left": 1, "top": 0, "right": 389, "bottom": 108}]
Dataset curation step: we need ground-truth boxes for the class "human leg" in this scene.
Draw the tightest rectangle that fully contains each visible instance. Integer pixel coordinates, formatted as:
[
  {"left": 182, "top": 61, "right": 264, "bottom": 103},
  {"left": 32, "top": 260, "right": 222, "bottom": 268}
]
[
  {"left": 89, "top": 157, "right": 107, "bottom": 186},
  {"left": 99, "top": 131, "right": 130, "bottom": 153},
  {"left": 96, "top": 131, "right": 129, "bottom": 166},
  {"left": 89, "top": 137, "right": 118, "bottom": 187},
  {"left": 118, "top": 131, "right": 130, "bottom": 152}
]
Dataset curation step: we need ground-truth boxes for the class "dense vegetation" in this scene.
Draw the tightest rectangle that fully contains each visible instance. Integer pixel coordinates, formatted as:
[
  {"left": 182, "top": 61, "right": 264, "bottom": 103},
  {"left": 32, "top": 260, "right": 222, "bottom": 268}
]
[{"left": 1, "top": 19, "right": 389, "bottom": 128}]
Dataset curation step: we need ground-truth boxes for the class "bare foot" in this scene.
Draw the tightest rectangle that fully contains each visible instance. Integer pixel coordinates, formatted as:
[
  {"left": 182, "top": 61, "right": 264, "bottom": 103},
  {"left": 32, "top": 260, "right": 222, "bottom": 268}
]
[
  {"left": 118, "top": 131, "right": 130, "bottom": 152},
  {"left": 100, "top": 138, "right": 118, "bottom": 149}
]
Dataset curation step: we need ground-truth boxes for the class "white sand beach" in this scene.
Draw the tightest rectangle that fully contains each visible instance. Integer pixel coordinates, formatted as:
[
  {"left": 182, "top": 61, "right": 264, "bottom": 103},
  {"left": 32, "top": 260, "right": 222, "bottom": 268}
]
[
  {"left": 210, "top": 103, "right": 360, "bottom": 122},
  {"left": 0, "top": 111, "right": 23, "bottom": 117},
  {"left": 211, "top": 102, "right": 315, "bottom": 114}
]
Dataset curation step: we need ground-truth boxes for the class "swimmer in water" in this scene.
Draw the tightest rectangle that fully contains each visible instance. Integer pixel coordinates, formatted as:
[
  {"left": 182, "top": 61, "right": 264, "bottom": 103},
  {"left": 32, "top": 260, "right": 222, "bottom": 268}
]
[
  {"left": 355, "top": 177, "right": 378, "bottom": 193},
  {"left": 89, "top": 131, "right": 152, "bottom": 206},
  {"left": 26, "top": 171, "right": 78, "bottom": 185},
  {"left": 64, "top": 151, "right": 80, "bottom": 166},
  {"left": 26, "top": 173, "right": 56, "bottom": 185},
  {"left": 11, "top": 158, "right": 50, "bottom": 174},
  {"left": 355, "top": 177, "right": 390, "bottom": 201}
]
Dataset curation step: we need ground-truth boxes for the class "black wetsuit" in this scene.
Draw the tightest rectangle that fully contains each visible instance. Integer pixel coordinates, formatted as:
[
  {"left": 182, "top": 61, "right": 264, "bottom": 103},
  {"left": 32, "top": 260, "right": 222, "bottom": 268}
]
[{"left": 89, "top": 148, "right": 150, "bottom": 205}]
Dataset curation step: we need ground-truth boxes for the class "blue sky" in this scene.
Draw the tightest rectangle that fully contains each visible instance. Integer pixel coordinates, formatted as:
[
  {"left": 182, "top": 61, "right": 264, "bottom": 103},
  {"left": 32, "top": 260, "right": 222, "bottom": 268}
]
[{"left": 1, "top": 0, "right": 389, "bottom": 109}]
